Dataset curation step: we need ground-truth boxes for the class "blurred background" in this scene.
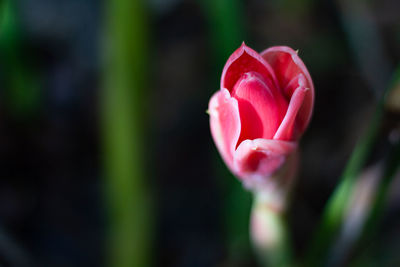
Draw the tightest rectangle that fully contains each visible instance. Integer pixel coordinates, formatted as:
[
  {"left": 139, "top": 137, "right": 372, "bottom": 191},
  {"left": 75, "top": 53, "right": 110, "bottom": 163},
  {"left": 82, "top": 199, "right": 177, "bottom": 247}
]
[{"left": 0, "top": 0, "right": 399, "bottom": 266}]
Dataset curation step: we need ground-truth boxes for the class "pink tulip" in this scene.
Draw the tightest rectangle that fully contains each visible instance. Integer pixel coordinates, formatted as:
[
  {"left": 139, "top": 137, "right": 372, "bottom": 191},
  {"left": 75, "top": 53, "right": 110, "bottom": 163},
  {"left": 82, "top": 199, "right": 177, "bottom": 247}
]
[{"left": 209, "top": 43, "right": 314, "bottom": 190}]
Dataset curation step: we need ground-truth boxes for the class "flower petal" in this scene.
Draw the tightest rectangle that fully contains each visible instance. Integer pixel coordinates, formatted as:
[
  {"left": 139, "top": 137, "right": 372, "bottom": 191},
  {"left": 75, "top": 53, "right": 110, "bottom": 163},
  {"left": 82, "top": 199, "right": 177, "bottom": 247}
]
[
  {"left": 231, "top": 72, "right": 288, "bottom": 143},
  {"left": 221, "top": 42, "right": 278, "bottom": 91},
  {"left": 233, "top": 139, "right": 297, "bottom": 183},
  {"left": 274, "top": 78, "right": 308, "bottom": 140},
  {"left": 261, "top": 46, "right": 314, "bottom": 134},
  {"left": 209, "top": 89, "right": 241, "bottom": 170}
]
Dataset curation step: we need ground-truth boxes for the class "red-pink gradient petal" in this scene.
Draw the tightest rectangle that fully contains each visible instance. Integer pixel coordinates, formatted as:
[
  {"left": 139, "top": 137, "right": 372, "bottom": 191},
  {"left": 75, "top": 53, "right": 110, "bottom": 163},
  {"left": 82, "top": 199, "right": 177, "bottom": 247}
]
[
  {"left": 221, "top": 43, "right": 278, "bottom": 92},
  {"left": 231, "top": 72, "right": 288, "bottom": 143},
  {"left": 274, "top": 80, "right": 308, "bottom": 140},
  {"left": 261, "top": 46, "right": 314, "bottom": 134},
  {"left": 234, "top": 139, "right": 297, "bottom": 182},
  {"left": 209, "top": 89, "right": 241, "bottom": 170}
]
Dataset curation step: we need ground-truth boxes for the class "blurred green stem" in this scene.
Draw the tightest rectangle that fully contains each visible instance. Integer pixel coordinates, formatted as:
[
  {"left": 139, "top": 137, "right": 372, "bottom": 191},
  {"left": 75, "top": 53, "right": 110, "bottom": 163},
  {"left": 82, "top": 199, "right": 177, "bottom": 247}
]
[
  {"left": 305, "top": 66, "right": 400, "bottom": 266},
  {"left": 200, "top": 0, "right": 246, "bottom": 71},
  {"left": 251, "top": 193, "right": 292, "bottom": 267},
  {"left": 102, "top": 0, "right": 151, "bottom": 267}
]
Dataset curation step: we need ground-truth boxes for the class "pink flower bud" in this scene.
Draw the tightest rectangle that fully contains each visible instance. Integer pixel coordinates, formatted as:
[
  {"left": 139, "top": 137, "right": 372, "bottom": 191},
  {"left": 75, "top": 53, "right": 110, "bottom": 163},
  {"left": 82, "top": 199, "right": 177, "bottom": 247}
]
[{"left": 208, "top": 43, "right": 314, "bottom": 189}]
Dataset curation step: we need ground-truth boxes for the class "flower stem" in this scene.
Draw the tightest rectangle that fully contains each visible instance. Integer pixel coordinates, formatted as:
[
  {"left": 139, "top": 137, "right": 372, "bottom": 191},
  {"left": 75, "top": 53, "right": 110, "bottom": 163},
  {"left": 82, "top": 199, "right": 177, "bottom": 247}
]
[
  {"left": 251, "top": 192, "right": 292, "bottom": 267},
  {"left": 101, "top": 0, "right": 152, "bottom": 266}
]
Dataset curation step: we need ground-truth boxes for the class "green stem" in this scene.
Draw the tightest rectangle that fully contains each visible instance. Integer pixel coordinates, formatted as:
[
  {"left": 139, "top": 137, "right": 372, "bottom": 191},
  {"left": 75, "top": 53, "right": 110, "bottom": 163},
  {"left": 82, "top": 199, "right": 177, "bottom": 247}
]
[
  {"left": 199, "top": 0, "right": 246, "bottom": 68},
  {"left": 251, "top": 193, "right": 292, "bottom": 267},
  {"left": 101, "top": 0, "right": 152, "bottom": 267}
]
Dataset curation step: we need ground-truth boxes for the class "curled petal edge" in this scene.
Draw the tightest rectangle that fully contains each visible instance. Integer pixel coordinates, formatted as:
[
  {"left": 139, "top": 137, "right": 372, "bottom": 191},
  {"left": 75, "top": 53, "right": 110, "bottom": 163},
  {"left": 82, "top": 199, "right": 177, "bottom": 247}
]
[
  {"left": 220, "top": 42, "right": 279, "bottom": 91},
  {"left": 208, "top": 89, "right": 241, "bottom": 171},
  {"left": 261, "top": 46, "right": 314, "bottom": 91},
  {"left": 261, "top": 46, "right": 315, "bottom": 134},
  {"left": 274, "top": 78, "right": 308, "bottom": 140},
  {"left": 233, "top": 138, "right": 297, "bottom": 188}
]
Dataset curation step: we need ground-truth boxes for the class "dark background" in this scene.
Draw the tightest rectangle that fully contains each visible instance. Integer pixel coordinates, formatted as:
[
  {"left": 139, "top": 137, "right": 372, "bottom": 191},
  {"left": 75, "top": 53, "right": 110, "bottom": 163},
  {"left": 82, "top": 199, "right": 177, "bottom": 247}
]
[{"left": 0, "top": 0, "right": 399, "bottom": 266}]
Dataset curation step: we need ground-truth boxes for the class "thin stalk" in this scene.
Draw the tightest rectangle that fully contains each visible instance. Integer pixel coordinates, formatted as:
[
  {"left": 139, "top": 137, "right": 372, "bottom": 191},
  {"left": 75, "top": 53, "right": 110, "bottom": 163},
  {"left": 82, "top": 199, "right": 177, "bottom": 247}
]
[
  {"left": 251, "top": 193, "right": 292, "bottom": 267},
  {"left": 200, "top": 0, "right": 246, "bottom": 68},
  {"left": 101, "top": 0, "right": 152, "bottom": 267}
]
